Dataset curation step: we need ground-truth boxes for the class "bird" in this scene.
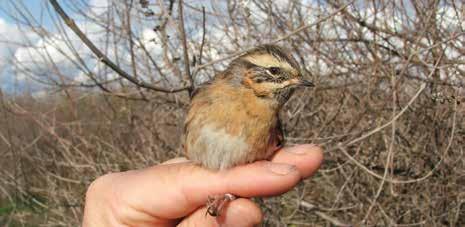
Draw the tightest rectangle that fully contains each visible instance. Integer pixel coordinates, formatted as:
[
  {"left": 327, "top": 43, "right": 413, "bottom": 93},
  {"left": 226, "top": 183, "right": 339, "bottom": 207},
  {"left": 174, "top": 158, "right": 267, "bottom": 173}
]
[{"left": 183, "top": 44, "right": 314, "bottom": 216}]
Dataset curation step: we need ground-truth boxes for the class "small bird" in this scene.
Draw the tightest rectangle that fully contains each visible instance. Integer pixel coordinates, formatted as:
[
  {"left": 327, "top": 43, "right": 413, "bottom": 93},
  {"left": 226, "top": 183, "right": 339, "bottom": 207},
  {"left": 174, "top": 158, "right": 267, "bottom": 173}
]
[{"left": 184, "top": 44, "right": 314, "bottom": 216}]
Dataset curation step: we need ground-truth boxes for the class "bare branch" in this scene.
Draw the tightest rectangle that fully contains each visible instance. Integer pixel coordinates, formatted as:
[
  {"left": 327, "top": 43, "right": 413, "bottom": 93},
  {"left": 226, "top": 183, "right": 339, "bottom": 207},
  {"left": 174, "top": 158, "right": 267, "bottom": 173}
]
[
  {"left": 49, "top": 0, "right": 191, "bottom": 93},
  {"left": 177, "top": 0, "right": 194, "bottom": 95}
]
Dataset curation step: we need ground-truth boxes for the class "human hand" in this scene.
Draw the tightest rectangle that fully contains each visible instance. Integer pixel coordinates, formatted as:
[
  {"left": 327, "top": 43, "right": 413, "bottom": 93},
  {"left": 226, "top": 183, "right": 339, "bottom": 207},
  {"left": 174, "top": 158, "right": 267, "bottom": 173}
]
[{"left": 82, "top": 144, "right": 323, "bottom": 227}]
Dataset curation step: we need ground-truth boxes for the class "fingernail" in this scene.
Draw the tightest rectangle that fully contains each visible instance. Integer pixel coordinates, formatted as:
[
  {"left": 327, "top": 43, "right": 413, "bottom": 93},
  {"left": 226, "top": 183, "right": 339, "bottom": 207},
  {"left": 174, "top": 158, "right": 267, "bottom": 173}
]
[
  {"left": 161, "top": 157, "right": 192, "bottom": 165},
  {"left": 286, "top": 144, "right": 319, "bottom": 154},
  {"left": 268, "top": 163, "right": 297, "bottom": 175}
]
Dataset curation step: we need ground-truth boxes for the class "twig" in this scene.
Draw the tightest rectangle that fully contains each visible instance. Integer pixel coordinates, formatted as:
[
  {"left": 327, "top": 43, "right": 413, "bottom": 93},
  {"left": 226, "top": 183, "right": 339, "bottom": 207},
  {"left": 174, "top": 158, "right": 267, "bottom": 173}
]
[
  {"left": 0, "top": 130, "right": 11, "bottom": 148},
  {"left": 328, "top": 49, "right": 446, "bottom": 185},
  {"left": 198, "top": 6, "right": 206, "bottom": 65},
  {"left": 0, "top": 91, "right": 11, "bottom": 148},
  {"left": 362, "top": 67, "right": 398, "bottom": 223},
  {"left": 339, "top": 82, "right": 427, "bottom": 148},
  {"left": 300, "top": 201, "right": 352, "bottom": 226},
  {"left": 49, "top": 0, "right": 190, "bottom": 93},
  {"left": 315, "top": 211, "right": 352, "bottom": 227},
  {"left": 335, "top": 67, "right": 457, "bottom": 186},
  {"left": 334, "top": 96, "right": 427, "bottom": 183},
  {"left": 125, "top": 0, "right": 148, "bottom": 100},
  {"left": 177, "top": 0, "right": 194, "bottom": 95},
  {"left": 339, "top": 48, "right": 445, "bottom": 150},
  {"left": 194, "top": 1, "right": 354, "bottom": 71}
]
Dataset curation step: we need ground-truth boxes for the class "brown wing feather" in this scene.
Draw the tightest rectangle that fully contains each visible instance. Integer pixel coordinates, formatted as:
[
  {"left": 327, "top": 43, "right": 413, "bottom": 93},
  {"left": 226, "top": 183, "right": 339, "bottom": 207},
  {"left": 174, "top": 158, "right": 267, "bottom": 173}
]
[{"left": 266, "top": 116, "right": 284, "bottom": 156}]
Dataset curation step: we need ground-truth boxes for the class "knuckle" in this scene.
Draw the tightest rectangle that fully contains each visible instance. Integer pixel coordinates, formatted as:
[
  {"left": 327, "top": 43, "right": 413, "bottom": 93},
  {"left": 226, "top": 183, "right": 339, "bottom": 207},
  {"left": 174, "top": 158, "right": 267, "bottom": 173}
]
[{"left": 86, "top": 172, "right": 119, "bottom": 200}]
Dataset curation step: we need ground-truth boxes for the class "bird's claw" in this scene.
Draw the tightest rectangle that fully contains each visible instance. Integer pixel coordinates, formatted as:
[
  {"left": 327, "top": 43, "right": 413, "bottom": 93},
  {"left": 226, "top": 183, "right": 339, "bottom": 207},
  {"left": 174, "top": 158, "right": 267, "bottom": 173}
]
[{"left": 206, "top": 193, "right": 236, "bottom": 217}]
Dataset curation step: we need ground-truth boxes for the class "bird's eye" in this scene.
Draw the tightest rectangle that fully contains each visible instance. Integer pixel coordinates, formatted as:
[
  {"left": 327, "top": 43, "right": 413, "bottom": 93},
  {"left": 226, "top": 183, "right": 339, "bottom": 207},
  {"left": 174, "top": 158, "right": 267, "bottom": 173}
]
[
  {"left": 255, "top": 78, "right": 265, "bottom": 83},
  {"left": 254, "top": 77, "right": 266, "bottom": 83},
  {"left": 268, "top": 67, "right": 280, "bottom": 75}
]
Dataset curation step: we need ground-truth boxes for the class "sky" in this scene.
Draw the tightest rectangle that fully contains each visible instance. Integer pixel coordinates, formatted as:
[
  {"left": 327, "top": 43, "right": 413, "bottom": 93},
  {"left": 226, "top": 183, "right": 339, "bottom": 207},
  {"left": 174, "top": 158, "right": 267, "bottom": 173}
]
[
  {"left": 0, "top": 1, "right": 49, "bottom": 24},
  {"left": 0, "top": 0, "right": 216, "bottom": 95},
  {"left": 0, "top": 0, "right": 91, "bottom": 95}
]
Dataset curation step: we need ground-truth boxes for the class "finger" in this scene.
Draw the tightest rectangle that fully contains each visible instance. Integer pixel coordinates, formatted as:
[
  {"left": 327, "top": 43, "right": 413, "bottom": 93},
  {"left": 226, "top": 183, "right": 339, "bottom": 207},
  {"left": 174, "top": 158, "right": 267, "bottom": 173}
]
[
  {"left": 272, "top": 144, "right": 323, "bottom": 178},
  {"left": 182, "top": 144, "right": 323, "bottom": 199},
  {"left": 161, "top": 157, "right": 191, "bottom": 165},
  {"left": 178, "top": 198, "right": 262, "bottom": 227},
  {"left": 186, "top": 160, "right": 302, "bottom": 201},
  {"left": 118, "top": 159, "right": 300, "bottom": 220}
]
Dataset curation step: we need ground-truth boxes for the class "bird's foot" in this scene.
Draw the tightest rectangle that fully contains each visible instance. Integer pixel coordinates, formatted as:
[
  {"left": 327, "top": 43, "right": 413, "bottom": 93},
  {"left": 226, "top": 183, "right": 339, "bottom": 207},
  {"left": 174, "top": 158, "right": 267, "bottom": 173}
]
[{"left": 206, "top": 193, "right": 236, "bottom": 217}]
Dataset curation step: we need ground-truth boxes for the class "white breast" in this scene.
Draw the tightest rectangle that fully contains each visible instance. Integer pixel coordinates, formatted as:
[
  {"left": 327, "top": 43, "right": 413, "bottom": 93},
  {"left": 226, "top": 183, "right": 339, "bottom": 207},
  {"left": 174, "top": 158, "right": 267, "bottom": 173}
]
[{"left": 191, "top": 124, "right": 250, "bottom": 170}]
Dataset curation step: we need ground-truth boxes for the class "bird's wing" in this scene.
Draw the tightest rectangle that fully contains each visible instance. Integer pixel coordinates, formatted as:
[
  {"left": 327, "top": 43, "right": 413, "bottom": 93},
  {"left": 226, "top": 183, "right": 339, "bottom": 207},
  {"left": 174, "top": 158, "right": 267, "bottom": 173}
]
[{"left": 276, "top": 117, "right": 284, "bottom": 148}]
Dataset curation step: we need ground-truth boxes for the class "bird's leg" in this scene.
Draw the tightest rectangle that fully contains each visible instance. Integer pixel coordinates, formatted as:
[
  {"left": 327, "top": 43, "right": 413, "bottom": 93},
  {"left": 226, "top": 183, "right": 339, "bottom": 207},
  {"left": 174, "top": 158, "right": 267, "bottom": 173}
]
[{"left": 206, "top": 193, "right": 236, "bottom": 217}]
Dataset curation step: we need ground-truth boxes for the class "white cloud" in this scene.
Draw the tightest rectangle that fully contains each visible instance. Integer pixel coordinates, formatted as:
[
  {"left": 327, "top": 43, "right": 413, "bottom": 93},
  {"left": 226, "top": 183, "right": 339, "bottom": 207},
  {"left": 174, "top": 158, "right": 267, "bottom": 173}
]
[
  {"left": 73, "top": 62, "right": 119, "bottom": 84},
  {"left": 88, "top": 0, "right": 110, "bottom": 15},
  {"left": 73, "top": 71, "right": 89, "bottom": 83},
  {"left": 14, "top": 34, "right": 87, "bottom": 69},
  {"left": 0, "top": 18, "right": 23, "bottom": 72},
  {"left": 31, "top": 90, "right": 47, "bottom": 99},
  {"left": 141, "top": 28, "right": 163, "bottom": 56},
  {"left": 7, "top": 14, "right": 115, "bottom": 87},
  {"left": 0, "top": 18, "right": 41, "bottom": 92}
]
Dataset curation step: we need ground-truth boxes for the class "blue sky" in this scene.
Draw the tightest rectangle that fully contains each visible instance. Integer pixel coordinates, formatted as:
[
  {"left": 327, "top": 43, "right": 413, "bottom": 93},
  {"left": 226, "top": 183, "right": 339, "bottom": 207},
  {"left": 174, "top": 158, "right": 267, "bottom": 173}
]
[
  {"left": 0, "top": 0, "right": 52, "bottom": 26},
  {"left": 0, "top": 0, "right": 80, "bottom": 25},
  {"left": 0, "top": 0, "right": 78, "bottom": 94}
]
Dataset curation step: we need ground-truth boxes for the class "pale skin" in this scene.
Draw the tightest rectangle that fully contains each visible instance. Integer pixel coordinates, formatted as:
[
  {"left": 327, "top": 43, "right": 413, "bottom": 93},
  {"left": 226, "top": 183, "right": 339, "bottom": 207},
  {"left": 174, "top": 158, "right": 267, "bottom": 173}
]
[{"left": 83, "top": 144, "right": 323, "bottom": 227}]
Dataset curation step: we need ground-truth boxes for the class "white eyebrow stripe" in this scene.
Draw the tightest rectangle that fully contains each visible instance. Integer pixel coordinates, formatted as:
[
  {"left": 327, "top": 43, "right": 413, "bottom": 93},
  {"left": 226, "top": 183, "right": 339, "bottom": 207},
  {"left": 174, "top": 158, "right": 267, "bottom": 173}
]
[
  {"left": 244, "top": 54, "right": 300, "bottom": 77},
  {"left": 244, "top": 54, "right": 294, "bottom": 72}
]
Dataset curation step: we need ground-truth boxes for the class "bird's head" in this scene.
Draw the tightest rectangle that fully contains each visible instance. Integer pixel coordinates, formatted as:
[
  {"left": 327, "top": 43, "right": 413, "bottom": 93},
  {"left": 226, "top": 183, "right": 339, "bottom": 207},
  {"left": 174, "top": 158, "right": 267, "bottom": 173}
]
[{"left": 227, "top": 44, "right": 313, "bottom": 105}]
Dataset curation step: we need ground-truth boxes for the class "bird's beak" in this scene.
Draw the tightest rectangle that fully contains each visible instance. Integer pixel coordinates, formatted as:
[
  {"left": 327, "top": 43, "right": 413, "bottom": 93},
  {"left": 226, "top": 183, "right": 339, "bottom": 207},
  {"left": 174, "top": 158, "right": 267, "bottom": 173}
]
[
  {"left": 287, "top": 78, "right": 314, "bottom": 88},
  {"left": 299, "top": 79, "right": 314, "bottom": 87}
]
